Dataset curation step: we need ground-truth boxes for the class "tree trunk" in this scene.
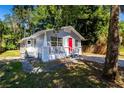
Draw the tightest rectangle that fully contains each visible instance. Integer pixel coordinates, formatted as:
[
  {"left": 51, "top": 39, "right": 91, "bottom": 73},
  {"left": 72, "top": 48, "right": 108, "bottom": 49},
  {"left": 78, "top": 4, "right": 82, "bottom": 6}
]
[{"left": 103, "top": 5, "right": 120, "bottom": 81}]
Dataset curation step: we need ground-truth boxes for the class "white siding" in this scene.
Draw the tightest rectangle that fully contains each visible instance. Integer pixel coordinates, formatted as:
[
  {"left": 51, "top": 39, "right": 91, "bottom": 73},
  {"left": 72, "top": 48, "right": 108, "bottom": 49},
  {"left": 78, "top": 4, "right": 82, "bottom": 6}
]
[
  {"left": 63, "top": 36, "right": 70, "bottom": 56},
  {"left": 78, "top": 40, "right": 82, "bottom": 55},
  {"left": 20, "top": 28, "right": 83, "bottom": 62},
  {"left": 36, "top": 34, "right": 44, "bottom": 48},
  {"left": 36, "top": 34, "right": 44, "bottom": 59}
]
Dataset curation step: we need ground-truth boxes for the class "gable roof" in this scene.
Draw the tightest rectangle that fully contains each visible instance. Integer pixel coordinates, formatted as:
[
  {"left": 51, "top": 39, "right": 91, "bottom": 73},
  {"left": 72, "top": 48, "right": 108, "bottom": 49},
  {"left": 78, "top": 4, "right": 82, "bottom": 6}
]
[{"left": 20, "top": 26, "right": 85, "bottom": 42}]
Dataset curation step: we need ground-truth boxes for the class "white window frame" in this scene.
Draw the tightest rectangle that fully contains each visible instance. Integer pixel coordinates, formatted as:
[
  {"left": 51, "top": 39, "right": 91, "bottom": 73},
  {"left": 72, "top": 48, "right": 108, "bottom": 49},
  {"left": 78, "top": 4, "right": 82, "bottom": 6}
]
[{"left": 50, "top": 36, "right": 63, "bottom": 46}]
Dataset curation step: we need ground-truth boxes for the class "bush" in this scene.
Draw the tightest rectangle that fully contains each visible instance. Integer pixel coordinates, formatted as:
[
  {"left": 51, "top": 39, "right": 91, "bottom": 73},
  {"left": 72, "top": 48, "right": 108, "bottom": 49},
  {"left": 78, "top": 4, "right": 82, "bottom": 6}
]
[{"left": 6, "top": 43, "right": 16, "bottom": 50}]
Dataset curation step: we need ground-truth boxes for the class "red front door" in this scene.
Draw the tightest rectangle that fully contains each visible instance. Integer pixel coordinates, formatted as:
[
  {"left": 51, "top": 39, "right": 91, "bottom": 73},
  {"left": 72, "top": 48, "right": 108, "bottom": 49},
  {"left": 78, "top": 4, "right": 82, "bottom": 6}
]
[{"left": 68, "top": 38, "right": 72, "bottom": 53}]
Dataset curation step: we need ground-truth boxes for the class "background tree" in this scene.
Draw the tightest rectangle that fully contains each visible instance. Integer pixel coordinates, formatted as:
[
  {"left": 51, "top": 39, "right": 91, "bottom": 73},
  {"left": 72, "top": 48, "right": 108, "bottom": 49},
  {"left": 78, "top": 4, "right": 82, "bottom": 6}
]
[
  {"left": 0, "top": 20, "right": 4, "bottom": 52},
  {"left": 32, "top": 5, "right": 110, "bottom": 44},
  {"left": 3, "top": 14, "right": 20, "bottom": 50},
  {"left": 119, "top": 21, "right": 124, "bottom": 46},
  {"left": 13, "top": 5, "right": 35, "bottom": 38},
  {"left": 0, "top": 5, "right": 111, "bottom": 52}
]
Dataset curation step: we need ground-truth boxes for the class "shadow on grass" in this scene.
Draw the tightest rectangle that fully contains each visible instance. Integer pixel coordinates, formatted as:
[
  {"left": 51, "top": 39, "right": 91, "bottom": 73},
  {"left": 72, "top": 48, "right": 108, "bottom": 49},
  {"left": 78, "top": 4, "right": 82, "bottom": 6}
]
[{"left": 0, "top": 59, "right": 123, "bottom": 88}]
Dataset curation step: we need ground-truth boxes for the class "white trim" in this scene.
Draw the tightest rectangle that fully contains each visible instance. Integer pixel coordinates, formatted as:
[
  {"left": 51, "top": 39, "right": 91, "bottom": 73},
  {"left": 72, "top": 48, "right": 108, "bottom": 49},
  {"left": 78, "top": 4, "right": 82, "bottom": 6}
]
[
  {"left": 62, "top": 26, "right": 85, "bottom": 40},
  {"left": 20, "top": 26, "right": 85, "bottom": 42},
  {"left": 43, "top": 31, "right": 47, "bottom": 46}
]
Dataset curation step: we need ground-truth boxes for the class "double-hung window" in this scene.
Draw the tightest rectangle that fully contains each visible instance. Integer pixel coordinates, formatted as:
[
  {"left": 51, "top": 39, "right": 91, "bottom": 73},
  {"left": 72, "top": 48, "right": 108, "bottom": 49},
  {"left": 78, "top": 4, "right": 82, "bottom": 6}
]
[
  {"left": 51, "top": 37, "right": 63, "bottom": 46},
  {"left": 51, "top": 37, "right": 57, "bottom": 46},
  {"left": 58, "top": 38, "right": 62, "bottom": 46}
]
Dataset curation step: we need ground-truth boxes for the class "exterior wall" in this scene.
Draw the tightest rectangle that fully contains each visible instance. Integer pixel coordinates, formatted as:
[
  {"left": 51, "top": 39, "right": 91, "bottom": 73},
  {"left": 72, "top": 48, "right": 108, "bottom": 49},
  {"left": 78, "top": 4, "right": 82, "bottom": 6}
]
[
  {"left": 20, "top": 28, "right": 83, "bottom": 62},
  {"left": 59, "top": 30, "right": 82, "bottom": 55},
  {"left": 46, "top": 29, "right": 82, "bottom": 57},
  {"left": 20, "top": 39, "right": 38, "bottom": 58},
  {"left": 63, "top": 36, "right": 71, "bottom": 56},
  {"left": 36, "top": 34, "right": 44, "bottom": 59},
  {"left": 41, "top": 47, "right": 49, "bottom": 62},
  {"left": 36, "top": 34, "right": 44, "bottom": 48},
  {"left": 78, "top": 40, "right": 82, "bottom": 55},
  {"left": 46, "top": 30, "right": 66, "bottom": 60}
]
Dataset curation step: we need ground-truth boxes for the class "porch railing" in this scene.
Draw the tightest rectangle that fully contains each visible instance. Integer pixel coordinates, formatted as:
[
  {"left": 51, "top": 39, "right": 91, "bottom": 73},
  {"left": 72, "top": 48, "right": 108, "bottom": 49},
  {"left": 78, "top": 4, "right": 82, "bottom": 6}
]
[
  {"left": 48, "top": 46, "right": 80, "bottom": 55},
  {"left": 48, "top": 46, "right": 66, "bottom": 54}
]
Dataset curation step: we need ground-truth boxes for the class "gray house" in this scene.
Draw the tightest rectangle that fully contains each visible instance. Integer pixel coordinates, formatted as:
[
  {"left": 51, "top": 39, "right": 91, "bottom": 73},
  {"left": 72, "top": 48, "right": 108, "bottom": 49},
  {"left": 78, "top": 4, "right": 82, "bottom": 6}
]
[{"left": 20, "top": 26, "right": 85, "bottom": 62}]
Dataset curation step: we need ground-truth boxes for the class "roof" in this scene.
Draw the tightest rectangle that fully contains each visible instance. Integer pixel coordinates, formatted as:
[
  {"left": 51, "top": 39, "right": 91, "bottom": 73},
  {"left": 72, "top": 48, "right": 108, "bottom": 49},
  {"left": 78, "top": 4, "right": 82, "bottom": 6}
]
[{"left": 20, "top": 26, "right": 85, "bottom": 42}]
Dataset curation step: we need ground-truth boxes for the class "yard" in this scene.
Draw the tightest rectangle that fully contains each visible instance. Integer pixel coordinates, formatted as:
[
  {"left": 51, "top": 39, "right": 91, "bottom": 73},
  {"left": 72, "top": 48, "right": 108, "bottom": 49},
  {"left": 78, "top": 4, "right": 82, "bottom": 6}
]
[
  {"left": 0, "top": 50, "right": 20, "bottom": 58},
  {"left": 1, "top": 58, "right": 124, "bottom": 88},
  {"left": 119, "top": 46, "right": 124, "bottom": 58},
  {"left": 1, "top": 49, "right": 124, "bottom": 88}
]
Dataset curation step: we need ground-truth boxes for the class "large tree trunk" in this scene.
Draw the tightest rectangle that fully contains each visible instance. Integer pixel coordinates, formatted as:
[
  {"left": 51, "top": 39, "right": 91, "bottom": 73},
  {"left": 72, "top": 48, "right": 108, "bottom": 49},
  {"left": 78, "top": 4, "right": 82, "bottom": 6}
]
[{"left": 103, "top": 5, "right": 120, "bottom": 81}]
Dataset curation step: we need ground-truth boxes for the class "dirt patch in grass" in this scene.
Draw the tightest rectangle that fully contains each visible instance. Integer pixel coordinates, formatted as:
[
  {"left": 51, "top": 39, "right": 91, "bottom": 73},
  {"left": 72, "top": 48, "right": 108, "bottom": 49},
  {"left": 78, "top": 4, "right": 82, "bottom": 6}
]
[{"left": 0, "top": 58, "right": 124, "bottom": 88}]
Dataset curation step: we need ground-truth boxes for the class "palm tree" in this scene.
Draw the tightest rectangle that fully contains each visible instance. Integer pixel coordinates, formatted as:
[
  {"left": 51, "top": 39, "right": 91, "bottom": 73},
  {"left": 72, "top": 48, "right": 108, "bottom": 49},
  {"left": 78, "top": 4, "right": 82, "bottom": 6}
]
[{"left": 103, "top": 5, "right": 120, "bottom": 81}]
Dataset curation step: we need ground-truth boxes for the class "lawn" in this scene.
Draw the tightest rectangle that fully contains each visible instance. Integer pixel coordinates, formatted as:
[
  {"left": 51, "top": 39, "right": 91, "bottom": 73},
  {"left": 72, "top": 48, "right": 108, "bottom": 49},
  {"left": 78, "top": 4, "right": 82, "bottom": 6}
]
[
  {"left": 119, "top": 46, "right": 124, "bottom": 58},
  {"left": 120, "top": 46, "right": 124, "bottom": 53},
  {"left": 0, "top": 50, "right": 20, "bottom": 58},
  {"left": 0, "top": 59, "right": 124, "bottom": 88}
]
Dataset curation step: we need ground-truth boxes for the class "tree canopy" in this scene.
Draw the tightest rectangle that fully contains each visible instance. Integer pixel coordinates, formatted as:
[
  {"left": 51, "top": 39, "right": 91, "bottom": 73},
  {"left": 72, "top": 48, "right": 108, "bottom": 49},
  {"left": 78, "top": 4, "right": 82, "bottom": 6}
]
[{"left": 0, "top": 5, "right": 119, "bottom": 51}]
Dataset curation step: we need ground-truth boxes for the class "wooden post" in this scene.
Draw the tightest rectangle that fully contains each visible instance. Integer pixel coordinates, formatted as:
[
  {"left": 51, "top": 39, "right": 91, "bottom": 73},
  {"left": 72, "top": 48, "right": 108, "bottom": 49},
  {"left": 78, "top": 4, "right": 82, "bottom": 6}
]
[
  {"left": 43, "top": 32, "right": 47, "bottom": 46},
  {"left": 42, "top": 32, "right": 49, "bottom": 62}
]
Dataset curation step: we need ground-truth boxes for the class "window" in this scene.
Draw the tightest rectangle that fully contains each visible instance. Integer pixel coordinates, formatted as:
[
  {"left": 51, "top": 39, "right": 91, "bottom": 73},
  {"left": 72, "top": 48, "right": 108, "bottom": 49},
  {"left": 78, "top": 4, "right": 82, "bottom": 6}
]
[
  {"left": 51, "top": 37, "right": 57, "bottom": 46},
  {"left": 51, "top": 37, "right": 63, "bottom": 46},
  {"left": 27, "top": 40, "right": 32, "bottom": 47},
  {"left": 75, "top": 40, "right": 78, "bottom": 47},
  {"left": 28, "top": 40, "right": 31, "bottom": 44},
  {"left": 58, "top": 38, "right": 62, "bottom": 46}
]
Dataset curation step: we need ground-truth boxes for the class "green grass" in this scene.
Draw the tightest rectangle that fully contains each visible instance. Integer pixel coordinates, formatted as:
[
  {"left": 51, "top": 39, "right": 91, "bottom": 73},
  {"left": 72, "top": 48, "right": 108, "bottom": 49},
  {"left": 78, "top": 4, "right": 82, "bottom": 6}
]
[
  {"left": 119, "top": 46, "right": 124, "bottom": 53},
  {"left": 0, "top": 60, "right": 124, "bottom": 88},
  {"left": 0, "top": 50, "right": 20, "bottom": 58},
  {"left": 119, "top": 46, "right": 124, "bottom": 58}
]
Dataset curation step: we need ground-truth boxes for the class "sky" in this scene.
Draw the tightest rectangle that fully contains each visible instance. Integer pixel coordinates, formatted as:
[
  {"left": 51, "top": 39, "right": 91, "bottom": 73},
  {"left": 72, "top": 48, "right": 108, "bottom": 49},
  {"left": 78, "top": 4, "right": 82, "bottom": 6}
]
[
  {"left": 0, "top": 5, "right": 124, "bottom": 21},
  {"left": 120, "top": 13, "right": 124, "bottom": 21},
  {"left": 0, "top": 5, "right": 13, "bottom": 20}
]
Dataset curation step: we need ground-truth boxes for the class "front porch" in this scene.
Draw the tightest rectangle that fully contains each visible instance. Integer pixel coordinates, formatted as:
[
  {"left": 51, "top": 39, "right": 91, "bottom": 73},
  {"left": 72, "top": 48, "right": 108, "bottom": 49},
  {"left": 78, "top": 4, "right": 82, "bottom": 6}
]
[{"left": 40, "top": 46, "right": 80, "bottom": 62}]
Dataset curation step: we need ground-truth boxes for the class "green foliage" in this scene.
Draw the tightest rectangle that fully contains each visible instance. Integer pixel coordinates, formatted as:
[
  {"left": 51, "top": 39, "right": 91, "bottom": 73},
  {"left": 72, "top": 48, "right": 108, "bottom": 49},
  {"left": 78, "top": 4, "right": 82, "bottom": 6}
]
[
  {"left": 0, "top": 5, "right": 111, "bottom": 50},
  {"left": 6, "top": 43, "right": 16, "bottom": 50},
  {"left": 119, "top": 21, "right": 124, "bottom": 32},
  {"left": 12, "top": 5, "right": 35, "bottom": 37},
  {"left": 119, "top": 21, "right": 124, "bottom": 46},
  {"left": 119, "top": 45, "right": 124, "bottom": 53},
  {"left": 32, "top": 5, "right": 110, "bottom": 44},
  {"left": 0, "top": 20, "right": 4, "bottom": 52}
]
